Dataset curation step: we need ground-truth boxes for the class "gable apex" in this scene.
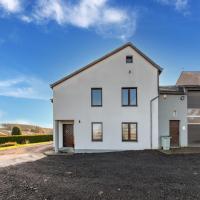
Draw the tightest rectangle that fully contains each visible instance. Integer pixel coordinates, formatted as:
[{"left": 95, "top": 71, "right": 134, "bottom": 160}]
[{"left": 50, "top": 42, "right": 163, "bottom": 88}]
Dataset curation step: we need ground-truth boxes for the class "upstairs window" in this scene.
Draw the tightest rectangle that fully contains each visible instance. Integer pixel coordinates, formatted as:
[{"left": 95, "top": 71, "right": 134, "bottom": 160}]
[
  {"left": 91, "top": 88, "right": 102, "bottom": 107},
  {"left": 122, "top": 87, "right": 137, "bottom": 106},
  {"left": 126, "top": 55, "right": 133, "bottom": 63},
  {"left": 92, "top": 122, "right": 103, "bottom": 141}
]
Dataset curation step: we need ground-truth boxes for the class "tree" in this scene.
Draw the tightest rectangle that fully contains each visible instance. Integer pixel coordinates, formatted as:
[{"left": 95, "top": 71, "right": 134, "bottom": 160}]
[{"left": 11, "top": 126, "right": 22, "bottom": 135}]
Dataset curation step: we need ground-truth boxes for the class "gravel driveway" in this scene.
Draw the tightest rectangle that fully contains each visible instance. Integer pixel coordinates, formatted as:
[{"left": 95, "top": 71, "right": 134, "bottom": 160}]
[
  {"left": 0, "top": 142, "right": 52, "bottom": 168},
  {"left": 0, "top": 150, "right": 200, "bottom": 200}
]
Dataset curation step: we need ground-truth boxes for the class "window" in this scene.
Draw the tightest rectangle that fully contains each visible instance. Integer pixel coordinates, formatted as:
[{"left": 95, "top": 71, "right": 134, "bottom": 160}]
[
  {"left": 122, "top": 123, "right": 137, "bottom": 141},
  {"left": 92, "top": 122, "right": 103, "bottom": 141},
  {"left": 122, "top": 88, "right": 137, "bottom": 106},
  {"left": 126, "top": 56, "right": 133, "bottom": 63},
  {"left": 91, "top": 88, "right": 102, "bottom": 107},
  {"left": 188, "top": 109, "right": 200, "bottom": 124}
]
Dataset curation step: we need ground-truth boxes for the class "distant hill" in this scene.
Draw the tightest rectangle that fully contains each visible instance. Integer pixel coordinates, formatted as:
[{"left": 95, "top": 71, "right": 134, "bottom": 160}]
[{"left": 0, "top": 123, "right": 53, "bottom": 136}]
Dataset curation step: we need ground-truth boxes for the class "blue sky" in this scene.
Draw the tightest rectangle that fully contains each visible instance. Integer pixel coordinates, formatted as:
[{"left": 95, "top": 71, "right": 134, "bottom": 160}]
[{"left": 0, "top": 0, "right": 199, "bottom": 127}]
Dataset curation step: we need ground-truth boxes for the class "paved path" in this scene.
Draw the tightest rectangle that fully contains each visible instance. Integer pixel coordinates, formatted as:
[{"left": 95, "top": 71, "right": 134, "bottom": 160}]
[{"left": 0, "top": 142, "right": 53, "bottom": 168}]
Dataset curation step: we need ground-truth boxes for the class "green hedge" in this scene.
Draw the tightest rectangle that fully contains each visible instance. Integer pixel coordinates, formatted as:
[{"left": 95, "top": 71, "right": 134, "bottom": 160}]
[{"left": 0, "top": 134, "right": 53, "bottom": 144}]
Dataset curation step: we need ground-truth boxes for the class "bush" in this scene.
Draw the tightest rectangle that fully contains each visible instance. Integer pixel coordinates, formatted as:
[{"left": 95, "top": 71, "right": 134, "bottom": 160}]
[
  {"left": 11, "top": 126, "right": 22, "bottom": 135},
  {"left": 0, "top": 134, "right": 53, "bottom": 144}
]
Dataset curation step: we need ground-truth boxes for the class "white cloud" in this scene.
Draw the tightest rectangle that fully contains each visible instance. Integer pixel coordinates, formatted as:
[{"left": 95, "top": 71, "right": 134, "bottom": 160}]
[
  {"left": 0, "top": 0, "right": 136, "bottom": 40},
  {"left": 0, "top": 0, "right": 21, "bottom": 13},
  {"left": 0, "top": 76, "right": 51, "bottom": 100},
  {"left": 20, "top": 15, "right": 32, "bottom": 23},
  {"left": 156, "top": 0, "right": 189, "bottom": 12},
  {"left": 30, "top": 0, "right": 137, "bottom": 40},
  {"left": 33, "top": 0, "right": 65, "bottom": 25}
]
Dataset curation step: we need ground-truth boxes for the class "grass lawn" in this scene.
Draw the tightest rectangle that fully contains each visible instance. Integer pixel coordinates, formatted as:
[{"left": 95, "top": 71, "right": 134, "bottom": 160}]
[{"left": 0, "top": 150, "right": 200, "bottom": 199}]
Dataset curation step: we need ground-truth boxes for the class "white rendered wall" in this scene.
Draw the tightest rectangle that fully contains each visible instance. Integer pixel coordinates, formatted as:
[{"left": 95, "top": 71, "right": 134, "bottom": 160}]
[
  {"left": 53, "top": 46, "right": 159, "bottom": 151},
  {"left": 159, "top": 95, "right": 188, "bottom": 147}
]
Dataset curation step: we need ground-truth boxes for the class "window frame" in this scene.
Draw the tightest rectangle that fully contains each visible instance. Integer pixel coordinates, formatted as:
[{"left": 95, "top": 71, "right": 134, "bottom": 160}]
[
  {"left": 122, "top": 122, "right": 138, "bottom": 142},
  {"left": 126, "top": 55, "right": 133, "bottom": 63},
  {"left": 91, "top": 122, "right": 103, "bottom": 142},
  {"left": 121, "top": 87, "right": 138, "bottom": 107},
  {"left": 91, "top": 88, "right": 102, "bottom": 107}
]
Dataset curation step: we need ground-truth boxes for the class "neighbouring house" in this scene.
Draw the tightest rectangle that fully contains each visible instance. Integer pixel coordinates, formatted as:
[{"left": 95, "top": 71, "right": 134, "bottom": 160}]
[
  {"left": 51, "top": 43, "right": 200, "bottom": 153},
  {"left": 159, "top": 72, "right": 200, "bottom": 147}
]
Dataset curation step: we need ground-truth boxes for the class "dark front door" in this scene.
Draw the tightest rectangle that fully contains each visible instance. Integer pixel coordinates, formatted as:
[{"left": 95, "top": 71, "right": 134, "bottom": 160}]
[
  {"left": 63, "top": 124, "right": 74, "bottom": 147},
  {"left": 170, "top": 120, "right": 180, "bottom": 147}
]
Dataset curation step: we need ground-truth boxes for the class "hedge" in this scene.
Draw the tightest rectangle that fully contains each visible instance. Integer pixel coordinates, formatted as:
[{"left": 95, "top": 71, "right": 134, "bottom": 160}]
[{"left": 0, "top": 134, "right": 53, "bottom": 144}]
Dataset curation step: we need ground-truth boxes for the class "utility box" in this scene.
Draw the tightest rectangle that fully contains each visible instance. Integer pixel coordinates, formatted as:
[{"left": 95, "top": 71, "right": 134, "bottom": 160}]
[{"left": 161, "top": 136, "right": 171, "bottom": 150}]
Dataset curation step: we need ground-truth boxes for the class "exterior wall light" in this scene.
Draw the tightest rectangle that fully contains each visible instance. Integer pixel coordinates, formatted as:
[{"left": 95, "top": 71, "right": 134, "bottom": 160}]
[
  {"left": 180, "top": 96, "right": 185, "bottom": 101},
  {"left": 173, "top": 110, "right": 177, "bottom": 117},
  {"left": 163, "top": 94, "right": 167, "bottom": 99}
]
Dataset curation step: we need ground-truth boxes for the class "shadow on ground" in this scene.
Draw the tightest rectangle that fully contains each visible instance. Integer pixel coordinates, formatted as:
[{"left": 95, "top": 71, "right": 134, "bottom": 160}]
[{"left": 0, "top": 150, "right": 200, "bottom": 200}]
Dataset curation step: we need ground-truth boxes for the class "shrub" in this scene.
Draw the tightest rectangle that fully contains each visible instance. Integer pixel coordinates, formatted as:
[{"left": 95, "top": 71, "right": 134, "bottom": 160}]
[
  {"left": 11, "top": 126, "right": 22, "bottom": 135},
  {"left": 0, "top": 134, "right": 53, "bottom": 144}
]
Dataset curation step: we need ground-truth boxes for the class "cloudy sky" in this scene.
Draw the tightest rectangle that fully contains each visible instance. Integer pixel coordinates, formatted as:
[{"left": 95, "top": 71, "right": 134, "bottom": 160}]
[{"left": 0, "top": 0, "right": 199, "bottom": 127}]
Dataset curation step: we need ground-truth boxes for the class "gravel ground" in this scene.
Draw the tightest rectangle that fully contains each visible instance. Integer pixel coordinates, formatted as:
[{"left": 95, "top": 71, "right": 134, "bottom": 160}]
[{"left": 0, "top": 150, "right": 200, "bottom": 200}]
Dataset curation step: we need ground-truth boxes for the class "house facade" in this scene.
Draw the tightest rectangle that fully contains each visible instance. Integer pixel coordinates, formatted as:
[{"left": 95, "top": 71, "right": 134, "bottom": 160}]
[{"left": 51, "top": 43, "right": 200, "bottom": 152}]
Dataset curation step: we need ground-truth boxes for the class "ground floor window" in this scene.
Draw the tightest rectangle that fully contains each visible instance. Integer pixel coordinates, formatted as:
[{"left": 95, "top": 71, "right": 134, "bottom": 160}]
[
  {"left": 92, "top": 122, "right": 103, "bottom": 141},
  {"left": 122, "top": 122, "right": 137, "bottom": 141}
]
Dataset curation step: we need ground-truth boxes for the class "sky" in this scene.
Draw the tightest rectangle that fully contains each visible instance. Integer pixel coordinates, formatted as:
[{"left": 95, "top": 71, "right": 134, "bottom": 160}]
[{"left": 0, "top": 0, "right": 200, "bottom": 128}]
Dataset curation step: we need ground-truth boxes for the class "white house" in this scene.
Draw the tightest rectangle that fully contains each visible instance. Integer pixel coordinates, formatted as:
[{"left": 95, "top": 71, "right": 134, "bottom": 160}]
[{"left": 51, "top": 43, "right": 200, "bottom": 153}]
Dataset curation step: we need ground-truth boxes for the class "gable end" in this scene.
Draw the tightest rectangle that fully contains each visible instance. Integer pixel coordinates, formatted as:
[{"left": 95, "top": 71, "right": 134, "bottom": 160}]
[{"left": 50, "top": 42, "right": 163, "bottom": 88}]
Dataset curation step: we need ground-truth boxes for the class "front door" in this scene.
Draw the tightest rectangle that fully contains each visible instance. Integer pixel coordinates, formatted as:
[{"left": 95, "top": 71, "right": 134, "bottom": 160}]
[
  {"left": 170, "top": 120, "right": 180, "bottom": 147},
  {"left": 63, "top": 124, "right": 74, "bottom": 147}
]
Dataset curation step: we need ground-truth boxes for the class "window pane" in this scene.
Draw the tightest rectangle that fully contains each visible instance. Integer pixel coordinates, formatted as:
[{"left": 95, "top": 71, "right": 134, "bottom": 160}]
[
  {"left": 92, "top": 89, "right": 102, "bottom": 106},
  {"left": 130, "top": 89, "right": 137, "bottom": 105},
  {"left": 188, "top": 109, "right": 200, "bottom": 116},
  {"left": 92, "top": 123, "right": 102, "bottom": 141},
  {"left": 130, "top": 124, "right": 137, "bottom": 140},
  {"left": 122, "top": 123, "right": 129, "bottom": 140},
  {"left": 122, "top": 89, "right": 129, "bottom": 105},
  {"left": 188, "top": 117, "right": 200, "bottom": 124},
  {"left": 126, "top": 56, "right": 133, "bottom": 63}
]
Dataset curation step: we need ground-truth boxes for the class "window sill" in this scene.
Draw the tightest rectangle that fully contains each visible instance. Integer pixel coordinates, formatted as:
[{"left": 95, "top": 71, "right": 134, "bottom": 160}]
[{"left": 122, "top": 105, "right": 138, "bottom": 107}]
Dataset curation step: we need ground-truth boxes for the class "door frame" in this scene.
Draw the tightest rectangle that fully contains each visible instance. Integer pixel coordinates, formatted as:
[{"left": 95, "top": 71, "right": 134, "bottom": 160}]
[
  {"left": 169, "top": 120, "right": 180, "bottom": 147},
  {"left": 61, "top": 120, "right": 74, "bottom": 148}
]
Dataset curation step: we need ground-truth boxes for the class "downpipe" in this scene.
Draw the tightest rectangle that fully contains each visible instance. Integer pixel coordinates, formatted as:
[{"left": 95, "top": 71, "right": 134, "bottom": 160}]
[{"left": 150, "top": 96, "right": 159, "bottom": 149}]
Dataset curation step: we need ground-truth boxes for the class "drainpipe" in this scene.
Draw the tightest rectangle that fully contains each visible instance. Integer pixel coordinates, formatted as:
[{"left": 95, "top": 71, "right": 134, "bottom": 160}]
[
  {"left": 54, "top": 120, "right": 59, "bottom": 153},
  {"left": 150, "top": 96, "right": 159, "bottom": 149}
]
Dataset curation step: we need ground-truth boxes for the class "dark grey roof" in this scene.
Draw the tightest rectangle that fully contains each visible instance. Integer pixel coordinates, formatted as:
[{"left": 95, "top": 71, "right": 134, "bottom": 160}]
[
  {"left": 50, "top": 42, "right": 163, "bottom": 88},
  {"left": 159, "top": 85, "right": 185, "bottom": 95},
  {"left": 176, "top": 71, "right": 200, "bottom": 87}
]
